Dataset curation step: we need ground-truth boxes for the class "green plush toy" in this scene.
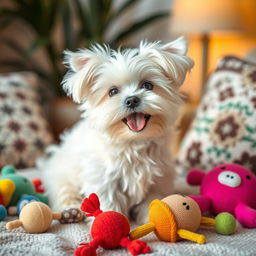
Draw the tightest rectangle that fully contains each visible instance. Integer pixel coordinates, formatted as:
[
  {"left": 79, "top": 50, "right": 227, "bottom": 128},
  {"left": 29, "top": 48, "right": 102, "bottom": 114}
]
[{"left": 0, "top": 165, "right": 48, "bottom": 207}]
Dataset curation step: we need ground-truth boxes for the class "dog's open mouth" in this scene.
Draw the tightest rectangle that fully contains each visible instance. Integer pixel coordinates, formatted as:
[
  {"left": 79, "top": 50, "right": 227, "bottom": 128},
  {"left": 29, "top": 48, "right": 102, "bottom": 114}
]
[{"left": 122, "top": 113, "right": 151, "bottom": 132}]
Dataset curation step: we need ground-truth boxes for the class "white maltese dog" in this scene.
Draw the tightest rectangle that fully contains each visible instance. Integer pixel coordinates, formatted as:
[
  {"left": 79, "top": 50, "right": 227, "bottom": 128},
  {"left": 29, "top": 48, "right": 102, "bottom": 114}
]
[{"left": 40, "top": 37, "right": 194, "bottom": 224}]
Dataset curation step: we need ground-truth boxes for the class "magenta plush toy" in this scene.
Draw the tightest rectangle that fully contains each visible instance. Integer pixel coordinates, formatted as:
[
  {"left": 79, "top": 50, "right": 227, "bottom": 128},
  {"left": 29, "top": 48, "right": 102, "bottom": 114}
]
[{"left": 187, "top": 163, "right": 256, "bottom": 228}]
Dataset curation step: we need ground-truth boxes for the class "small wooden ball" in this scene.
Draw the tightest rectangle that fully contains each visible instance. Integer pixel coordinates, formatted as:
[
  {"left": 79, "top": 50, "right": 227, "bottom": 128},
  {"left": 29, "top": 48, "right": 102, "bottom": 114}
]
[{"left": 20, "top": 201, "right": 53, "bottom": 233}]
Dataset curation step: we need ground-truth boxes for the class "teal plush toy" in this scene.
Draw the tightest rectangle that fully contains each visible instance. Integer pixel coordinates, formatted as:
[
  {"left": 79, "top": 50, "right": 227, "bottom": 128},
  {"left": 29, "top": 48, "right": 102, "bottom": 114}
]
[
  {"left": 0, "top": 166, "right": 48, "bottom": 209},
  {"left": 0, "top": 205, "right": 7, "bottom": 220}
]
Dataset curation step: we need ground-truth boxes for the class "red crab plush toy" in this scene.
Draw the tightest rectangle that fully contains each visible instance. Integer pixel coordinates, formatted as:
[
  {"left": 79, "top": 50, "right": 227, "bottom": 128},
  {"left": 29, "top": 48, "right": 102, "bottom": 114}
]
[{"left": 75, "top": 193, "right": 151, "bottom": 256}]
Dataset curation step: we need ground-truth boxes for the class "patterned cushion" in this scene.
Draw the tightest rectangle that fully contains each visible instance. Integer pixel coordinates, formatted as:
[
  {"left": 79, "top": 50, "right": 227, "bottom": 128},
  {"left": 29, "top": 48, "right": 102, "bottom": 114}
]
[
  {"left": 0, "top": 72, "right": 54, "bottom": 169},
  {"left": 177, "top": 56, "right": 256, "bottom": 175}
]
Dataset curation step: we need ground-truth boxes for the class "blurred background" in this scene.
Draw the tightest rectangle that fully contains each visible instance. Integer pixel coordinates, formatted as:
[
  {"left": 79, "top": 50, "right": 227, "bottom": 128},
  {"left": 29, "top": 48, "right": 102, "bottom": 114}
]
[
  {"left": 0, "top": 0, "right": 256, "bottom": 168},
  {"left": 1, "top": 0, "right": 256, "bottom": 101}
]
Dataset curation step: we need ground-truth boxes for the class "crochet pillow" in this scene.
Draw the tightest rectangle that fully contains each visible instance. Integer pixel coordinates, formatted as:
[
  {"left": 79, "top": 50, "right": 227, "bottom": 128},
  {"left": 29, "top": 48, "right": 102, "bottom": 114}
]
[
  {"left": 0, "top": 72, "right": 53, "bottom": 169},
  {"left": 177, "top": 56, "right": 256, "bottom": 175}
]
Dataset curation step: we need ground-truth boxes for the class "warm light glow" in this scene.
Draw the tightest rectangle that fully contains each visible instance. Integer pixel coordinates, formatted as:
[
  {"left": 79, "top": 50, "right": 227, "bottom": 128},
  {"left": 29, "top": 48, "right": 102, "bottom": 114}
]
[
  {"left": 181, "top": 35, "right": 256, "bottom": 103},
  {"left": 170, "top": 0, "right": 242, "bottom": 34}
]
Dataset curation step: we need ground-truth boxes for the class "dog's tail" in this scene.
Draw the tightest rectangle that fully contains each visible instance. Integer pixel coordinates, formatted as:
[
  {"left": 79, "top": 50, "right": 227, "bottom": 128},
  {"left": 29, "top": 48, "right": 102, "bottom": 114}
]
[{"left": 80, "top": 193, "right": 102, "bottom": 217}]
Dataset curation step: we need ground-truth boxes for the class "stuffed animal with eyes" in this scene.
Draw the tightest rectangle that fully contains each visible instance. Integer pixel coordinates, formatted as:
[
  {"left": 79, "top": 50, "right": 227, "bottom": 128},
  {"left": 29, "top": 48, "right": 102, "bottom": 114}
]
[
  {"left": 187, "top": 163, "right": 256, "bottom": 228},
  {"left": 130, "top": 194, "right": 236, "bottom": 244},
  {"left": 0, "top": 178, "right": 15, "bottom": 220},
  {"left": 0, "top": 166, "right": 48, "bottom": 207}
]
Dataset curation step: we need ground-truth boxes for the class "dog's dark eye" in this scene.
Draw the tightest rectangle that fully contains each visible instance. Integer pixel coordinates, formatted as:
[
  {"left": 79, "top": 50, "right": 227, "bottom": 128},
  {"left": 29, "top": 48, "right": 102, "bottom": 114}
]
[
  {"left": 141, "top": 81, "right": 153, "bottom": 90},
  {"left": 109, "top": 87, "right": 119, "bottom": 97}
]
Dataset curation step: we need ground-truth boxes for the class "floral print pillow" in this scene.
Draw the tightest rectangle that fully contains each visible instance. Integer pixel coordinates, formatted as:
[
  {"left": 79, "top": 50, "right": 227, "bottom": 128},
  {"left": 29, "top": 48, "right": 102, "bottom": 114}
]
[
  {"left": 177, "top": 56, "right": 256, "bottom": 175},
  {"left": 0, "top": 72, "right": 54, "bottom": 169}
]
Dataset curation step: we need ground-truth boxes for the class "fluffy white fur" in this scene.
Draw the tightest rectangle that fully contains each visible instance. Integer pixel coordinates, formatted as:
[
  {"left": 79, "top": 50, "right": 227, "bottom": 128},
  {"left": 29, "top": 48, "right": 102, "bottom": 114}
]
[{"left": 40, "top": 37, "right": 194, "bottom": 223}]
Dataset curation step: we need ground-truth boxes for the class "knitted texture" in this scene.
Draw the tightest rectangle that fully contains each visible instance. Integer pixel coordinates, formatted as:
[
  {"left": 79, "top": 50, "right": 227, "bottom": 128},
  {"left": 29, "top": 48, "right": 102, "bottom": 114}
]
[
  {"left": 80, "top": 193, "right": 102, "bottom": 217},
  {"left": 0, "top": 72, "right": 53, "bottom": 169},
  {"left": 177, "top": 56, "right": 256, "bottom": 175},
  {"left": 149, "top": 199, "right": 177, "bottom": 242},
  {"left": 130, "top": 195, "right": 207, "bottom": 244},
  {"left": 161, "top": 194, "right": 202, "bottom": 233},
  {"left": 1, "top": 169, "right": 256, "bottom": 256},
  {"left": 119, "top": 237, "right": 151, "bottom": 256},
  {"left": 129, "top": 222, "right": 155, "bottom": 240},
  {"left": 177, "top": 229, "right": 205, "bottom": 244},
  {"left": 75, "top": 193, "right": 150, "bottom": 256},
  {"left": 200, "top": 217, "right": 216, "bottom": 226},
  {"left": 91, "top": 211, "right": 130, "bottom": 249}
]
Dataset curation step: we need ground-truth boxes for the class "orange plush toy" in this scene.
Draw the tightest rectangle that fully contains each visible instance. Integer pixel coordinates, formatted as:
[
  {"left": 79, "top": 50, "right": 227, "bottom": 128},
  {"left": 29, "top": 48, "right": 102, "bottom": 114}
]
[
  {"left": 75, "top": 193, "right": 151, "bottom": 256},
  {"left": 130, "top": 194, "right": 236, "bottom": 244}
]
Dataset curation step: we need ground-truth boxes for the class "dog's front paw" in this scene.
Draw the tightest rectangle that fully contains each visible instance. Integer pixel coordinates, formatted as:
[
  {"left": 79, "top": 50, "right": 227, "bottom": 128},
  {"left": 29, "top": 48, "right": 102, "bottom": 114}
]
[{"left": 59, "top": 207, "right": 85, "bottom": 224}]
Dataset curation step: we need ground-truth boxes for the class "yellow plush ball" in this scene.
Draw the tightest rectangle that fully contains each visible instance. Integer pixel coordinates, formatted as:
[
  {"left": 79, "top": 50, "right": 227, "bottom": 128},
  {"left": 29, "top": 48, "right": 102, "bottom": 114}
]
[{"left": 20, "top": 202, "right": 53, "bottom": 233}]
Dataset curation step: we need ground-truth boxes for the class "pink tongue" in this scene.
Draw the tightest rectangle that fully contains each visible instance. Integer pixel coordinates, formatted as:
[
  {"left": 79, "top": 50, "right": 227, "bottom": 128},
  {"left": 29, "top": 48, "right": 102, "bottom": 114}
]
[{"left": 126, "top": 113, "right": 146, "bottom": 132}]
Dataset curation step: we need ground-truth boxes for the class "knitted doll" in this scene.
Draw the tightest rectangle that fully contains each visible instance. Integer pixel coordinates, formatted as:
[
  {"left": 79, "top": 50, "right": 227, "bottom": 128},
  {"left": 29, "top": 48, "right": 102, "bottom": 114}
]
[
  {"left": 75, "top": 193, "right": 151, "bottom": 256},
  {"left": 130, "top": 194, "right": 236, "bottom": 243}
]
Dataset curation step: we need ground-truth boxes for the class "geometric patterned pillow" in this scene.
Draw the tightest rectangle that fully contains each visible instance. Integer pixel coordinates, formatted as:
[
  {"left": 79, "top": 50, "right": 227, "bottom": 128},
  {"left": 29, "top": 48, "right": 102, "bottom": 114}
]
[
  {"left": 0, "top": 72, "right": 54, "bottom": 169},
  {"left": 177, "top": 56, "right": 256, "bottom": 175}
]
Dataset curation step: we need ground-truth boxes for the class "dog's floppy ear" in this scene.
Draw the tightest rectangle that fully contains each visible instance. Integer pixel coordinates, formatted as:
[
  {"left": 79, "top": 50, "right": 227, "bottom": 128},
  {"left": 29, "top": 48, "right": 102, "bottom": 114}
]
[
  {"left": 139, "top": 37, "right": 194, "bottom": 87},
  {"left": 160, "top": 36, "right": 188, "bottom": 55},
  {"left": 62, "top": 45, "right": 110, "bottom": 103},
  {"left": 64, "top": 51, "right": 90, "bottom": 72}
]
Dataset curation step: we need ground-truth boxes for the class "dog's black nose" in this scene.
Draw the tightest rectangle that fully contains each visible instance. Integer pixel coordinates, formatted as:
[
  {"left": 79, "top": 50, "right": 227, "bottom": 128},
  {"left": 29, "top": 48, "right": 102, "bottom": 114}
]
[{"left": 125, "top": 96, "right": 141, "bottom": 108}]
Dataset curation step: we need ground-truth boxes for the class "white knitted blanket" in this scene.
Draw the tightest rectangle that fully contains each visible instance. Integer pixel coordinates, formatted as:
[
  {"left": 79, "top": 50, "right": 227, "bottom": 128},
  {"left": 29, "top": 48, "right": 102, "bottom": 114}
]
[
  {"left": 0, "top": 169, "right": 256, "bottom": 256},
  {"left": 1, "top": 219, "right": 256, "bottom": 256}
]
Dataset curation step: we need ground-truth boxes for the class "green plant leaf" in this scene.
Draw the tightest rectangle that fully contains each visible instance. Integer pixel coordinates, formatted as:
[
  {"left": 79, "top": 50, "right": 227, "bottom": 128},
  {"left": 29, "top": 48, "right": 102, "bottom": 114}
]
[
  {"left": 0, "top": 16, "right": 14, "bottom": 30},
  {"left": 0, "top": 60, "right": 27, "bottom": 70},
  {"left": 0, "top": 38, "right": 27, "bottom": 58},
  {"left": 0, "top": 8, "right": 19, "bottom": 17},
  {"left": 25, "top": 38, "right": 49, "bottom": 58},
  {"left": 0, "top": 37, "right": 51, "bottom": 79},
  {"left": 74, "top": 0, "right": 92, "bottom": 45},
  {"left": 0, "top": 8, "right": 20, "bottom": 29},
  {"left": 60, "top": 0, "right": 75, "bottom": 50},
  {"left": 88, "top": 0, "right": 105, "bottom": 42},
  {"left": 109, "top": 12, "right": 169, "bottom": 45},
  {"left": 0, "top": 59, "right": 52, "bottom": 83},
  {"left": 0, "top": 0, "right": 171, "bottom": 97}
]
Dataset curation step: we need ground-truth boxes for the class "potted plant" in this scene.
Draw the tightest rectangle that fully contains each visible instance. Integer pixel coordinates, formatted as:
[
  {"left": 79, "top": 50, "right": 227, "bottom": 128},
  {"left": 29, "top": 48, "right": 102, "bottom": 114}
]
[{"left": 0, "top": 0, "right": 169, "bottom": 137}]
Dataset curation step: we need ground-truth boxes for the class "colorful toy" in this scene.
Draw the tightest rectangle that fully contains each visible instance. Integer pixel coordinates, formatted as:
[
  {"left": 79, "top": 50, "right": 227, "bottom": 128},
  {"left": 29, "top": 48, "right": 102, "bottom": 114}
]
[
  {"left": 130, "top": 194, "right": 236, "bottom": 244},
  {"left": 6, "top": 201, "right": 61, "bottom": 233},
  {"left": 32, "top": 179, "right": 45, "bottom": 193},
  {"left": 0, "top": 165, "right": 48, "bottom": 211},
  {"left": 187, "top": 163, "right": 256, "bottom": 228},
  {"left": 0, "top": 205, "right": 7, "bottom": 220},
  {"left": 75, "top": 193, "right": 151, "bottom": 256},
  {"left": 16, "top": 195, "right": 40, "bottom": 215},
  {"left": 0, "top": 178, "right": 15, "bottom": 220}
]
